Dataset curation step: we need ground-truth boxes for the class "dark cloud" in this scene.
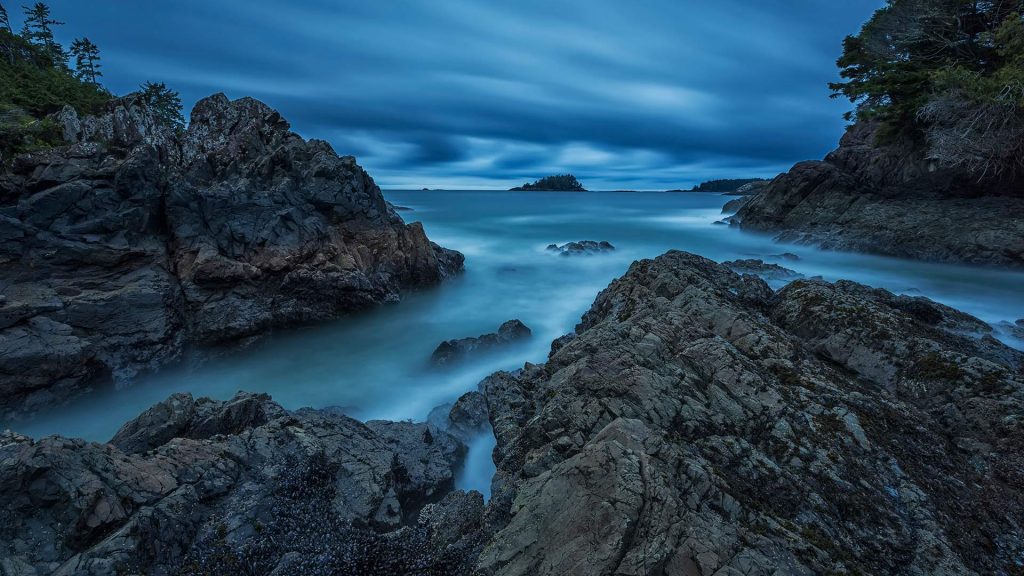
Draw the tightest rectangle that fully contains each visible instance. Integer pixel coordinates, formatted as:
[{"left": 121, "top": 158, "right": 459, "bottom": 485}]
[{"left": 27, "top": 0, "right": 883, "bottom": 189}]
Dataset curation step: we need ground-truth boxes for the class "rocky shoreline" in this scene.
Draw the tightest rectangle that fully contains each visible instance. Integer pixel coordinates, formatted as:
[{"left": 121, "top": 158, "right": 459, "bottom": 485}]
[
  {"left": 735, "top": 122, "right": 1024, "bottom": 268},
  {"left": 4, "top": 251, "right": 1021, "bottom": 575},
  {"left": 0, "top": 94, "right": 463, "bottom": 420}
]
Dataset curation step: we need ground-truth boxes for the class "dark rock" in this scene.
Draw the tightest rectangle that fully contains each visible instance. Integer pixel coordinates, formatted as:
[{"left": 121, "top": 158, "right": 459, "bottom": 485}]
[
  {"left": 0, "top": 392, "right": 466, "bottom": 575},
  {"left": 0, "top": 93, "right": 464, "bottom": 419},
  {"left": 3, "top": 251, "right": 1023, "bottom": 575},
  {"left": 721, "top": 196, "right": 751, "bottom": 213},
  {"left": 430, "top": 320, "right": 532, "bottom": 366},
  {"left": 737, "top": 121, "right": 1024, "bottom": 267},
  {"left": 546, "top": 240, "right": 615, "bottom": 256},
  {"left": 430, "top": 391, "right": 491, "bottom": 443},
  {"left": 771, "top": 252, "right": 801, "bottom": 261},
  {"left": 722, "top": 258, "right": 804, "bottom": 283},
  {"left": 478, "top": 251, "right": 1023, "bottom": 575}
]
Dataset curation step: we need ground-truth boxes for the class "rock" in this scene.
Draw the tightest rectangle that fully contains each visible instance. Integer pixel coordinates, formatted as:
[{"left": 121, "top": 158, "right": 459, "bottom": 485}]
[
  {"left": 722, "top": 258, "right": 804, "bottom": 283},
  {"left": 545, "top": 240, "right": 615, "bottom": 256},
  {"left": 722, "top": 195, "right": 751, "bottom": 213},
  {"left": 3, "top": 251, "right": 1023, "bottom": 575},
  {"left": 737, "top": 121, "right": 1024, "bottom": 268},
  {"left": 0, "top": 93, "right": 464, "bottom": 419},
  {"left": 0, "top": 392, "right": 467, "bottom": 575},
  {"left": 431, "top": 320, "right": 532, "bottom": 366},
  {"left": 447, "top": 391, "right": 491, "bottom": 442},
  {"left": 478, "top": 251, "right": 1024, "bottom": 575},
  {"left": 771, "top": 252, "right": 801, "bottom": 261}
]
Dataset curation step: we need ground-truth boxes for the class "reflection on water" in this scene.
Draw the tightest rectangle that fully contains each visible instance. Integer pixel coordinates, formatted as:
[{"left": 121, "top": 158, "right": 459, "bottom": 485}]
[{"left": 9, "top": 190, "right": 1024, "bottom": 496}]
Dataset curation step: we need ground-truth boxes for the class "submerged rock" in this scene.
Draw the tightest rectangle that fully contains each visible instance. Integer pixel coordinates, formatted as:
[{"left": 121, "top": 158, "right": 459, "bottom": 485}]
[
  {"left": 430, "top": 320, "right": 532, "bottom": 366},
  {"left": 0, "top": 93, "right": 463, "bottom": 419},
  {"left": 545, "top": 240, "right": 615, "bottom": 256}
]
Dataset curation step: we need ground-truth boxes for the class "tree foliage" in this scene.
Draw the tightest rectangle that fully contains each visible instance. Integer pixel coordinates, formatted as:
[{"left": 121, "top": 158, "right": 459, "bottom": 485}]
[
  {"left": 1, "top": 3, "right": 110, "bottom": 160},
  {"left": 69, "top": 36, "right": 100, "bottom": 83},
  {"left": 510, "top": 174, "right": 587, "bottom": 191},
  {"left": 831, "top": 0, "right": 1024, "bottom": 177},
  {"left": 139, "top": 81, "right": 184, "bottom": 130},
  {"left": 20, "top": 2, "right": 64, "bottom": 66}
]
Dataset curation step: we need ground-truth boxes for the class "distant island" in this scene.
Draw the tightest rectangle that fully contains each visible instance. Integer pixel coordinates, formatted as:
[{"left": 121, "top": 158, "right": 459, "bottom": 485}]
[
  {"left": 669, "top": 178, "right": 767, "bottom": 193},
  {"left": 510, "top": 174, "right": 587, "bottom": 191}
]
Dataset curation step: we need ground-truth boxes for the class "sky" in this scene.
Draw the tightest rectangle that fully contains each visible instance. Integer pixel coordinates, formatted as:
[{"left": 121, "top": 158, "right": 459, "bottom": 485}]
[{"left": 16, "top": 1, "right": 884, "bottom": 189}]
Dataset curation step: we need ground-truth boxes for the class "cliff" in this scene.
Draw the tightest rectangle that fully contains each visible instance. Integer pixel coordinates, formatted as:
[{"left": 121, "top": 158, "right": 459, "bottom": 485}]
[
  {"left": 735, "top": 122, "right": 1024, "bottom": 267},
  {"left": 0, "top": 93, "right": 463, "bottom": 419}
]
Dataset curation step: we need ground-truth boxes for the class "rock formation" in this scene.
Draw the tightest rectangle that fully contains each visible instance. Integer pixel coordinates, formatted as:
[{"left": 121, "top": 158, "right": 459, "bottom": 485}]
[
  {"left": 0, "top": 93, "right": 463, "bottom": 420},
  {"left": 3, "top": 251, "right": 1022, "bottom": 575},
  {"left": 545, "top": 240, "right": 615, "bottom": 256},
  {"left": 0, "top": 392, "right": 471, "bottom": 575},
  {"left": 431, "top": 320, "right": 532, "bottom": 367},
  {"left": 736, "top": 121, "right": 1024, "bottom": 267}
]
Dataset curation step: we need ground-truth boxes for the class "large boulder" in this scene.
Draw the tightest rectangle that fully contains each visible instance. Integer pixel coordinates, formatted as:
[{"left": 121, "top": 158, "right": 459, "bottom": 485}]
[
  {"left": 736, "top": 121, "right": 1024, "bottom": 267},
  {"left": 0, "top": 94, "right": 463, "bottom": 419}
]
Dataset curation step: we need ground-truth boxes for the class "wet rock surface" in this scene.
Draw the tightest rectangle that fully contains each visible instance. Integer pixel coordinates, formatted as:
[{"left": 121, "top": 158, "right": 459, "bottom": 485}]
[
  {"left": 545, "top": 240, "right": 615, "bottom": 256},
  {"left": 0, "top": 93, "right": 463, "bottom": 419},
  {"left": 2, "top": 251, "right": 1022, "bottom": 575},
  {"left": 431, "top": 320, "right": 532, "bottom": 367},
  {"left": 736, "top": 122, "right": 1024, "bottom": 267}
]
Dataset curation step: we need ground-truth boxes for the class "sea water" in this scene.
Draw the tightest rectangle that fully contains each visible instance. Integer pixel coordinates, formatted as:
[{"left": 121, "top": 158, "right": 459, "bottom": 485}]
[{"left": 10, "top": 191, "right": 1024, "bottom": 497}]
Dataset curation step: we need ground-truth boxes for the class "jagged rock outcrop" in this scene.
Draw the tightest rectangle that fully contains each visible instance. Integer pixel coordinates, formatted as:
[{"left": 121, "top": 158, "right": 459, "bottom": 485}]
[
  {"left": 736, "top": 121, "right": 1024, "bottom": 267},
  {"left": 0, "top": 392, "right": 469, "bottom": 575},
  {"left": 0, "top": 93, "right": 463, "bottom": 419},
  {"left": 478, "top": 251, "right": 1023, "bottom": 575},
  {"left": 431, "top": 320, "right": 532, "bottom": 367}
]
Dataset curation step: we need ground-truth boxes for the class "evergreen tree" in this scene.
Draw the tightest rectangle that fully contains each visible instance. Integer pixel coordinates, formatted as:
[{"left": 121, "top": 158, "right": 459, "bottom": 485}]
[
  {"left": 69, "top": 37, "right": 100, "bottom": 83},
  {"left": 20, "top": 2, "right": 64, "bottom": 65},
  {"left": 0, "top": 2, "right": 12, "bottom": 34},
  {"left": 830, "top": 1, "right": 1024, "bottom": 177},
  {"left": 140, "top": 81, "right": 184, "bottom": 129}
]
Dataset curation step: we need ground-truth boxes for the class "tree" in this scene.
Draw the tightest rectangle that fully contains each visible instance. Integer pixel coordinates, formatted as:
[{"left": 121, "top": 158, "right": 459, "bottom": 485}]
[
  {"left": 830, "top": 1, "right": 1024, "bottom": 177},
  {"left": 0, "top": 2, "right": 12, "bottom": 34},
  {"left": 69, "top": 37, "right": 100, "bottom": 83},
  {"left": 20, "top": 2, "right": 64, "bottom": 65},
  {"left": 140, "top": 81, "right": 184, "bottom": 129}
]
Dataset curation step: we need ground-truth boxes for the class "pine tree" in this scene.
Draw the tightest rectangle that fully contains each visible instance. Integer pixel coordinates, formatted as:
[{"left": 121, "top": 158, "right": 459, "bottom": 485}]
[
  {"left": 70, "top": 37, "right": 100, "bottom": 83},
  {"left": 0, "top": 2, "right": 12, "bottom": 34},
  {"left": 20, "top": 2, "right": 65, "bottom": 65},
  {"left": 140, "top": 81, "right": 185, "bottom": 129}
]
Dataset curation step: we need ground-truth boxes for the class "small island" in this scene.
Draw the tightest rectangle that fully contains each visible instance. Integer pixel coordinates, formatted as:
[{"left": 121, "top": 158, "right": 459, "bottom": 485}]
[
  {"left": 669, "top": 178, "right": 766, "bottom": 193},
  {"left": 510, "top": 174, "right": 587, "bottom": 191}
]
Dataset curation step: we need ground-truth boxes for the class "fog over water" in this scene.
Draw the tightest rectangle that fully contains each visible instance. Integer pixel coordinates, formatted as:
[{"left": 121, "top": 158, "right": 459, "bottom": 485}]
[{"left": 10, "top": 191, "right": 1024, "bottom": 496}]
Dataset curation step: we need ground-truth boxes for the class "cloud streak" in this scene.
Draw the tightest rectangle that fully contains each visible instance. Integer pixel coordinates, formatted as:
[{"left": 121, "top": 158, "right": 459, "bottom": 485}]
[{"left": 32, "top": 0, "right": 883, "bottom": 189}]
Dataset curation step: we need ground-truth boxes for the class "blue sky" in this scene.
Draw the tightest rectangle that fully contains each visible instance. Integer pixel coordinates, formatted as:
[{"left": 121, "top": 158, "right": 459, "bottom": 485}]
[{"left": 17, "top": 1, "right": 883, "bottom": 189}]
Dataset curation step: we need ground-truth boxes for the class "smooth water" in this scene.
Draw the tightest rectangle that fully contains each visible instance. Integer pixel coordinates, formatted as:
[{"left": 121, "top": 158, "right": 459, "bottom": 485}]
[{"left": 9, "top": 191, "right": 1024, "bottom": 497}]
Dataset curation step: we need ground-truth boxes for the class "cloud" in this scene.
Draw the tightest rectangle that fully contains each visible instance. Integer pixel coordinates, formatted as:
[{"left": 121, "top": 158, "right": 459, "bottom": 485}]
[{"left": 34, "top": 0, "right": 884, "bottom": 189}]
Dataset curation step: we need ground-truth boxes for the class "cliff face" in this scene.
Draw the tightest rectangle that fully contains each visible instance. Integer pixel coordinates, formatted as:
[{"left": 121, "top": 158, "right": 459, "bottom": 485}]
[
  {"left": 736, "top": 122, "right": 1024, "bottom": 268},
  {"left": 3, "top": 252, "right": 1021, "bottom": 575},
  {"left": 0, "top": 93, "right": 463, "bottom": 419}
]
